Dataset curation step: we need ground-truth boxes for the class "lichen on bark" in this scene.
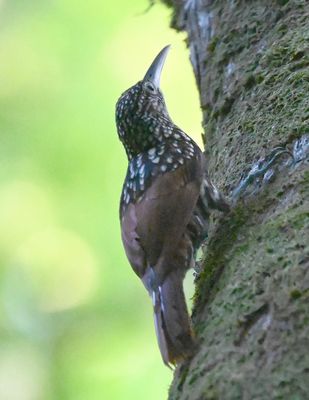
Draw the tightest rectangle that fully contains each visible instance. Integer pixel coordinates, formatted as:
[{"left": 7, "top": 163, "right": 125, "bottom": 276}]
[{"left": 160, "top": 0, "right": 309, "bottom": 399}]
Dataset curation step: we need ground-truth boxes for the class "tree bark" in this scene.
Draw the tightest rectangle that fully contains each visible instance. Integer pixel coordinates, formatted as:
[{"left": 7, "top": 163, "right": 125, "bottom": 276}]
[{"left": 161, "top": 1, "right": 309, "bottom": 399}]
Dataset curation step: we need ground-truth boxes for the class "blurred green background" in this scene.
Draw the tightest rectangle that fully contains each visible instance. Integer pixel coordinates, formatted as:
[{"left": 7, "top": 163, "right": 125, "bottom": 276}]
[{"left": 0, "top": 1, "right": 202, "bottom": 399}]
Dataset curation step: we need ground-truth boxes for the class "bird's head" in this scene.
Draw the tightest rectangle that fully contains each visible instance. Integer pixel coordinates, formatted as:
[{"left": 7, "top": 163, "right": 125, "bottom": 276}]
[{"left": 116, "top": 46, "right": 172, "bottom": 159}]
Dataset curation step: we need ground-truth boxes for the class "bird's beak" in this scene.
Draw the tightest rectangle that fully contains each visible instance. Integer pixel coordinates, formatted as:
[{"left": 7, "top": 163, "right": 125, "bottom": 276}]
[{"left": 143, "top": 45, "right": 171, "bottom": 88}]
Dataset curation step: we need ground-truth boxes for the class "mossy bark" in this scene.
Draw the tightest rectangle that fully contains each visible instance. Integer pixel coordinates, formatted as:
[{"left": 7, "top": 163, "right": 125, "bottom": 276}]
[{"left": 161, "top": 1, "right": 309, "bottom": 399}]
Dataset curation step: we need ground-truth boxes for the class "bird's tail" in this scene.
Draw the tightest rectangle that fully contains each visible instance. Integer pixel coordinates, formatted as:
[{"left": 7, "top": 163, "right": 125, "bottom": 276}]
[{"left": 152, "top": 270, "right": 196, "bottom": 367}]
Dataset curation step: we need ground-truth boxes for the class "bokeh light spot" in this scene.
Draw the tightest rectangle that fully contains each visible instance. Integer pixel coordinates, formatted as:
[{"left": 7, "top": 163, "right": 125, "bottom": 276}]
[
  {"left": 0, "top": 181, "right": 54, "bottom": 258},
  {"left": 13, "top": 228, "right": 99, "bottom": 312}
]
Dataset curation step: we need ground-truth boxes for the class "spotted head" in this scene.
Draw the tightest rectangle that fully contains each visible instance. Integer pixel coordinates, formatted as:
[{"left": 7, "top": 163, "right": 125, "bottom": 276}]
[{"left": 116, "top": 45, "right": 172, "bottom": 159}]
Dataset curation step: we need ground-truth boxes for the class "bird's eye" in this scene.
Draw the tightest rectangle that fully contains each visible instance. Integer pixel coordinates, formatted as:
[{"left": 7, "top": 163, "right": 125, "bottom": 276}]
[{"left": 145, "top": 82, "right": 156, "bottom": 93}]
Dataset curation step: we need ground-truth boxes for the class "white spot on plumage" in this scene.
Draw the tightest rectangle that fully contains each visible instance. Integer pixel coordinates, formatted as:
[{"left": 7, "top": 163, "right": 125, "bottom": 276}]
[
  {"left": 129, "top": 163, "right": 134, "bottom": 177},
  {"left": 158, "top": 286, "right": 165, "bottom": 312},
  {"left": 137, "top": 155, "right": 143, "bottom": 167},
  {"left": 139, "top": 164, "right": 145, "bottom": 177},
  {"left": 148, "top": 148, "right": 156, "bottom": 157},
  {"left": 160, "top": 165, "right": 167, "bottom": 172},
  {"left": 152, "top": 157, "right": 160, "bottom": 164}
]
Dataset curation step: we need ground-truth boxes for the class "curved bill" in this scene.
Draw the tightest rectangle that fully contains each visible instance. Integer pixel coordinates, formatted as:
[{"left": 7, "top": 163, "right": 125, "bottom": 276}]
[{"left": 143, "top": 45, "right": 171, "bottom": 88}]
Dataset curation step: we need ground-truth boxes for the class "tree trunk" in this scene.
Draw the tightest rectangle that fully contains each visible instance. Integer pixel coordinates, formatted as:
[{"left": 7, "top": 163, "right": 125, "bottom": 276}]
[{"left": 161, "top": 1, "right": 309, "bottom": 399}]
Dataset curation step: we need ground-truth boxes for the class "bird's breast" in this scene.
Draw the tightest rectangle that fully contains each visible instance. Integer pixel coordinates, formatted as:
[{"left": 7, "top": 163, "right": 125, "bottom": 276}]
[{"left": 120, "top": 140, "right": 203, "bottom": 216}]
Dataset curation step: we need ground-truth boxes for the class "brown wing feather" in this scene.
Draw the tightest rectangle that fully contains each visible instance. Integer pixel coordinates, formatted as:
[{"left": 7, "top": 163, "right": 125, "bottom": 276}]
[{"left": 121, "top": 155, "right": 204, "bottom": 282}]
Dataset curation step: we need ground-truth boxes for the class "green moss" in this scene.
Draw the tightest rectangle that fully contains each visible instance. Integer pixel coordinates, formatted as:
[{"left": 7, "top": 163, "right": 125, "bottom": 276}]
[
  {"left": 303, "top": 171, "right": 309, "bottom": 182},
  {"left": 208, "top": 36, "right": 219, "bottom": 53},
  {"left": 201, "top": 388, "right": 219, "bottom": 400},
  {"left": 188, "top": 371, "right": 199, "bottom": 386},
  {"left": 193, "top": 206, "right": 248, "bottom": 313},
  {"left": 290, "top": 289, "right": 302, "bottom": 299},
  {"left": 290, "top": 212, "right": 309, "bottom": 229},
  {"left": 175, "top": 364, "right": 190, "bottom": 393},
  {"left": 243, "top": 73, "right": 258, "bottom": 90}
]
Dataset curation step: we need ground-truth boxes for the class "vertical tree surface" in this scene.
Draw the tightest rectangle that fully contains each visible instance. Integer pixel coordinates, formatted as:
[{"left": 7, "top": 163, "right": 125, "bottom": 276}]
[{"left": 161, "top": 1, "right": 309, "bottom": 399}]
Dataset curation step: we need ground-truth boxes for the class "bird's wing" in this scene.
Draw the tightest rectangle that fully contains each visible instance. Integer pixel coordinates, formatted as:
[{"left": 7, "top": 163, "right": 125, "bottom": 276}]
[
  {"left": 121, "top": 201, "right": 147, "bottom": 279},
  {"left": 121, "top": 156, "right": 203, "bottom": 281}
]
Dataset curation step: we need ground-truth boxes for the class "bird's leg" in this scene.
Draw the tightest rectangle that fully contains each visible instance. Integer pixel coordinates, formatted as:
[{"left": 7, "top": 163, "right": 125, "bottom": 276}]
[{"left": 232, "top": 146, "right": 294, "bottom": 203}]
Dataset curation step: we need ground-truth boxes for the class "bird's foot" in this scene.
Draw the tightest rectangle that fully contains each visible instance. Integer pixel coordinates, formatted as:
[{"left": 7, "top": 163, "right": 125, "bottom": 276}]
[
  {"left": 292, "top": 134, "right": 309, "bottom": 166},
  {"left": 232, "top": 145, "right": 294, "bottom": 203}
]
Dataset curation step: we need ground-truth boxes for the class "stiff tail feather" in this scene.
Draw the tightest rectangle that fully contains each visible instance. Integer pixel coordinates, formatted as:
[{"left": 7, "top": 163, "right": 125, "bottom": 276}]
[{"left": 152, "top": 270, "right": 196, "bottom": 367}]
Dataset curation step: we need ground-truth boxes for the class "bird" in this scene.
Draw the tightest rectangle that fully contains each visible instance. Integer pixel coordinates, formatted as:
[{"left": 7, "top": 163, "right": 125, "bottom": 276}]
[{"left": 115, "top": 45, "right": 229, "bottom": 367}]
